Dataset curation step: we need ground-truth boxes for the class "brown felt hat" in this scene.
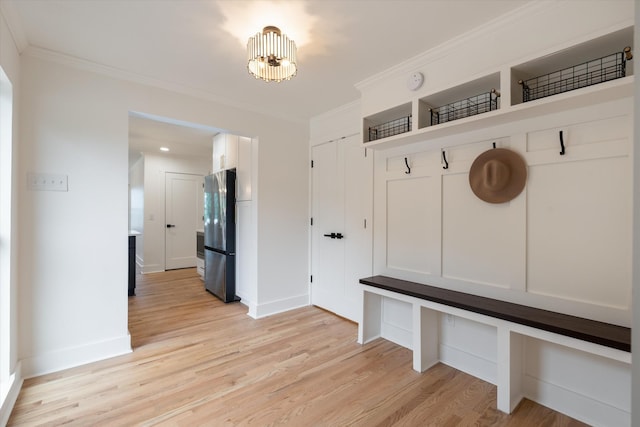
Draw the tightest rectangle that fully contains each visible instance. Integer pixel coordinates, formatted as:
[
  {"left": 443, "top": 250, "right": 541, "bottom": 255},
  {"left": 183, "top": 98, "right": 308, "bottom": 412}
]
[{"left": 469, "top": 148, "right": 527, "bottom": 204}]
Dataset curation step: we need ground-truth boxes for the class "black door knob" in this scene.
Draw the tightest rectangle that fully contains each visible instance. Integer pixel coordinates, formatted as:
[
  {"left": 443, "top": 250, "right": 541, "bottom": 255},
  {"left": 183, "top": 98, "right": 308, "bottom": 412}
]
[
  {"left": 166, "top": 224, "right": 176, "bottom": 228},
  {"left": 335, "top": 233, "right": 344, "bottom": 239}
]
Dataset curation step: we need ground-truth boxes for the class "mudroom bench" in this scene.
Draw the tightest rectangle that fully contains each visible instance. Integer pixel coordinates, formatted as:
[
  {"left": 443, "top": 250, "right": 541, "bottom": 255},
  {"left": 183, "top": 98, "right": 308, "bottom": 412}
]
[{"left": 358, "top": 275, "right": 631, "bottom": 414}]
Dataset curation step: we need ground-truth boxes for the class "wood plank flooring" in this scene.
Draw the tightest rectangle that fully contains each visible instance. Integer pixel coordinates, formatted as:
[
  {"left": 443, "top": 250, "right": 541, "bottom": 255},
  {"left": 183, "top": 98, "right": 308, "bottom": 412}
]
[{"left": 8, "top": 268, "right": 587, "bottom": 426}]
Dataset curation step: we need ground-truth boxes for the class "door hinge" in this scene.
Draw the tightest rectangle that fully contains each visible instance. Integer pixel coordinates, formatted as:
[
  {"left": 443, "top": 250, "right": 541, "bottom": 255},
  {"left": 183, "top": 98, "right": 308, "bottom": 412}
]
[
  {"left": 311, "top": 160, "right": 314, "bottom": 168},
  {"left": 310, "top": 217, "right": 313, "bottom": 226},
  {"left": 310, "top": 275, "right": 313, "bottom": 283},
  {"left": 364, "top": 218, "right": 367, "bottom": 229},
  {"left": 364, "top": 148, "right": 367, "bottom": 158}
]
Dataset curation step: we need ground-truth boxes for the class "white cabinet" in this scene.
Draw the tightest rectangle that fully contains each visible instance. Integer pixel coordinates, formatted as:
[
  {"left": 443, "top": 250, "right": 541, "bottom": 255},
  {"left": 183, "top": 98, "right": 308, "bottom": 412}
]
[
  {"left": 362, "top": 26, "right": 633, "bottom": 150},
  {"left": 212, "top": 133, "right": 239, "bottom": 172},
  {"left": 212, "top": 134, "right": 252, "bottom": 201}
]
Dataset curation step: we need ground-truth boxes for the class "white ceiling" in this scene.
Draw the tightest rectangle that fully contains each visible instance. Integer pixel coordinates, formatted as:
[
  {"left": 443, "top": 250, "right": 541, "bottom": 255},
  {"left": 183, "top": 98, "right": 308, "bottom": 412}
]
[
  {"left": 1, "top": 0, "right": 531, "bottom": 159},
  {"left": 128, "top": 113, "right": 220, "bottom": 162}
]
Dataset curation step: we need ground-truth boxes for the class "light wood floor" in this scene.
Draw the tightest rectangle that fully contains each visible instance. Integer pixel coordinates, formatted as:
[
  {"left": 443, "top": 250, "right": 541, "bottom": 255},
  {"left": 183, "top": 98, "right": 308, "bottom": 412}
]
[{"left": 8, "top": 268, "right": 586, "bottom": 426}]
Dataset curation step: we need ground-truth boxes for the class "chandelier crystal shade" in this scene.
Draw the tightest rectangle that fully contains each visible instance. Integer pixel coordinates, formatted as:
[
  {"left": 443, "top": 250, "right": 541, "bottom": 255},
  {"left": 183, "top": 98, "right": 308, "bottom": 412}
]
[{"left": 247, "top": 26, "right": 297, "bottom": 82}]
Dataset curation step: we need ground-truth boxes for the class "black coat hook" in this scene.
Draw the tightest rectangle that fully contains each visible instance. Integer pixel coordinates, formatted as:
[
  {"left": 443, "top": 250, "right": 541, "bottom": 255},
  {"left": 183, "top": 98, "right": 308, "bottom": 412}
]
[
  {"left": 404, "top": 157, "right": 411, "bottom": 174},
  {"left": 559, "top": 130, "right": 566, "bottom": 155},
  {"left": 442, "top": 150, "right": 449, "bottom": 170}
]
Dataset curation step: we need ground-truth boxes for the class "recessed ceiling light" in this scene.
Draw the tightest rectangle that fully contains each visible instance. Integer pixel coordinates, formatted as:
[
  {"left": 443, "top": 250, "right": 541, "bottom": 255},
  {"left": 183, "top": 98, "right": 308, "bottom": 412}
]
[{"left": 160, "top": 147, "right": 170, "bottom": 152}]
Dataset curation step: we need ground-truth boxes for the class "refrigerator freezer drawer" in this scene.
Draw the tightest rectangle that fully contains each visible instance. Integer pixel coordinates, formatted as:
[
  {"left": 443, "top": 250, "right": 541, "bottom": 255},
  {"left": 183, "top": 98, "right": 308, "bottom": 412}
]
[{"left": 204, "top": 248, "right": 238, "bottom": 303}]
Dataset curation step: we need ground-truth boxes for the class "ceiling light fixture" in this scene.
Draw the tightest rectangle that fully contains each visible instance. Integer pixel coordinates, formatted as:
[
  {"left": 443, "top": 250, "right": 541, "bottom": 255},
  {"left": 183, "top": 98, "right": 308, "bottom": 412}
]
[
  {"left": 160, "top": 147, "right": 170, "bottom": 152},
  {"left": 247, "top": 26, "right": 297, "bottom": 82}
]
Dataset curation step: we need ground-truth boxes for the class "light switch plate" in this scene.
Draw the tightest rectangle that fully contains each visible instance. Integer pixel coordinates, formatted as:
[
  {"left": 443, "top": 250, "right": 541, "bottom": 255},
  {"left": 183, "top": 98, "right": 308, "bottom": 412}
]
[{"left": 28, "top": 173, "right": 68, "bottom": 191}]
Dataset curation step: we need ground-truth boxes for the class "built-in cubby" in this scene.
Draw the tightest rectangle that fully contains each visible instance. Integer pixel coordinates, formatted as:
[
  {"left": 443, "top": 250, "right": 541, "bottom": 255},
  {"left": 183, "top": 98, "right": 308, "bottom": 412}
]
[
  {"left": 417, "top": 73, "right": 500, "bottom": 129},
  {"left": 362, "top": 25, "right": 634, "bottom": 149},
  {"left": 362, "top": 102, "right": 412, "bottom": 143},
  {"left": 511, "top": 26, "right": 634, "bottom": 106}
]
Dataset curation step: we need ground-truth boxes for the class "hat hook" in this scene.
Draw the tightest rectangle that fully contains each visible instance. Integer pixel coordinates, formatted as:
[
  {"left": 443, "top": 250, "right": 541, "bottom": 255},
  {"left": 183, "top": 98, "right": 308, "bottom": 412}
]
[
  {"left": 404, "top": 157, "right": 411, "bottom": 175},
  {"left": 442, "top": 150, "right": 449, "bottom": 170},
  {"left": 559, "top": 130, "right": 566, "bottom": 155}
]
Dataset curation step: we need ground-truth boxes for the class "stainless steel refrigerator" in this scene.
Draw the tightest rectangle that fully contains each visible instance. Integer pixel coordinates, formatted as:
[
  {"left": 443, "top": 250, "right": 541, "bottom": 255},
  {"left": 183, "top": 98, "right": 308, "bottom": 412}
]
[{"left": 203, "top": 169, "right": 239, "bottom": 303}]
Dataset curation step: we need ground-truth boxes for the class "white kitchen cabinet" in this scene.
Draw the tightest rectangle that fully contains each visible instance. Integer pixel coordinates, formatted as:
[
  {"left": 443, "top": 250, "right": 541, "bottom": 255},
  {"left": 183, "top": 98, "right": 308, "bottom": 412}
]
[
  {"left": 212, "top": 133, "right": 239, "bottom": 172},
  {"left": 212, "top": 133, "right": 252, "bottom": 201}
]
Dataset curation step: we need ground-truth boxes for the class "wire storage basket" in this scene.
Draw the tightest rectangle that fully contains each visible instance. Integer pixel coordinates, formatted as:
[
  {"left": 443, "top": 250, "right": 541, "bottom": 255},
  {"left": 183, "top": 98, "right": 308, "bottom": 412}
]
[
  {"left": 519, "top": 47, "right": 632, "bottom": 102},
  {"left": 368, "top": 115, "right": 412, "bottom": 141},
  {"left": 430, "top": 89, "right": 500, "bottom": 126}
]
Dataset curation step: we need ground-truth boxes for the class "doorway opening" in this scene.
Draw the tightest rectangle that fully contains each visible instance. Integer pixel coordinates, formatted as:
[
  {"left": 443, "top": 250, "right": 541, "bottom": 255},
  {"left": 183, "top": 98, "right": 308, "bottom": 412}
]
[{"left": 128, "top": 111, "right": 220, "bottom": 275}]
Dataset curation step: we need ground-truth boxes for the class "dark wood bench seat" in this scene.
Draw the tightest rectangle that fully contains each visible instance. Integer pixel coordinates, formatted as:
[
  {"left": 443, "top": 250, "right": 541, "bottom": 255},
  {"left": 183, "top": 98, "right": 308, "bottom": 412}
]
[{"left": 360, "top": 275, "right": 630, "bottom": 352}]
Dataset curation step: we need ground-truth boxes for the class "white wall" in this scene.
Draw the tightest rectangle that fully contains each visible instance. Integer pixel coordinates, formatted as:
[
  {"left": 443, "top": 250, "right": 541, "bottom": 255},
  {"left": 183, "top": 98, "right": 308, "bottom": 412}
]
[
  {"left": 138, "top": 152, "right": 210, "bottom": 273},
  {"left": 253, "top": 125, "right": 309, "bottom": 317},
  {"left": 0, "top": 6, "right": 22, "bottom": 425},
  {"left": 17, "top": 50, "right": 309, "bottom": 377}
]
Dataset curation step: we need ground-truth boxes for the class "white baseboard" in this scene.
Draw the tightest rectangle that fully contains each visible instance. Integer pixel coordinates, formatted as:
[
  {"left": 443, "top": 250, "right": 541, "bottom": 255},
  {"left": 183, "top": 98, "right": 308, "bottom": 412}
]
[
  {"left": 0, "top": 362, "right": 23, "bottom": 427},
  {"left": 246, "top": 304, "right": 258, "bottom": 319},
  {"left": 21, "top": 334, "right": 132, "bottom": 379},
  {"left": 141, "top": 263, "right": 163, "bottom": 274},
  {"left": 524, "top": 374, "right": 630, "bottom": 427},
  {"left": 251, "top": 294, "right": 309, "bottom": 319},
  {"left": 439, "top": 343, "right": 497, "bottom": 385},
  {"left": 235, "top": 294, "right": 258, "bottom": 319}
]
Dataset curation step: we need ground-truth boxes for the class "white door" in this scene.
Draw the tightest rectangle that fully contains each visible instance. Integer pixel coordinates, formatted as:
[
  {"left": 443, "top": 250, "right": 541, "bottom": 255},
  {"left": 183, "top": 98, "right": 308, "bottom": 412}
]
[
  {"left": 311, "top": 142, "right": 345, "bottom": 314},
  {"left": 311, "top": 136, "right": 372, "bottom": 321},
  {"left": 165, "top": 173, "right": 204, "bottom": 270}
]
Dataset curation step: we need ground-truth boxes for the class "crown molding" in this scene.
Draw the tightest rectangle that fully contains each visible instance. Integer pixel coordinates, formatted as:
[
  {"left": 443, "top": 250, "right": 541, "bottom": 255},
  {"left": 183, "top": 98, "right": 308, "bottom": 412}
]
[
  {"left": 0, "top": 0, "right": 29, "bottom": 53},
  {"left": 22, "top": 46, "right": 307, "bottom": 125},
  {"left": 354, "top": 0, "right": 554, "bottom": 92}
]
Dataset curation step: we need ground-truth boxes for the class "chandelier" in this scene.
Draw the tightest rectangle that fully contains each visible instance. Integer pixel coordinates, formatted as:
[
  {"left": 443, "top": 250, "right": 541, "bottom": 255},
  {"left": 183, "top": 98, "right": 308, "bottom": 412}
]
[{"left": 247, "top": 26, "right": 297, "bottom": 82}]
